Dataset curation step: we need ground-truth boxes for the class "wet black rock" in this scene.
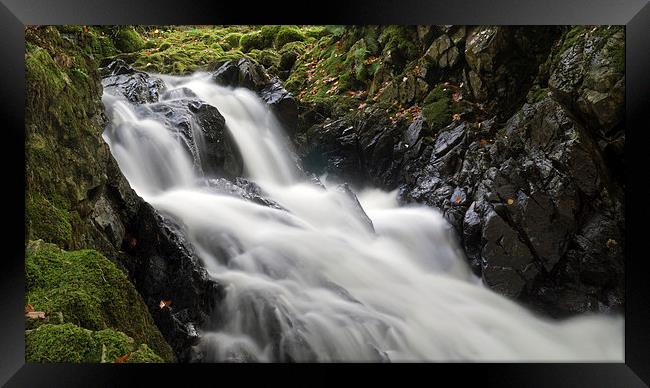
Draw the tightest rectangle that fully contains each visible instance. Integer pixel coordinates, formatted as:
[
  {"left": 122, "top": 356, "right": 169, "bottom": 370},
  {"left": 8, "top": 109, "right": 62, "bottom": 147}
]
[
  {"left": 464, "top": 26, "right": 563, "bottom": 119},
  {"left": 301, "top": 118, "right": 364, "bottom": 185},
  {"left": 212, "top": 57, "right": 270, "bottom": 91},
  {"left": 334, "top": 183, "right": 375, "bottom": 234},
  {"left": 400, "top": 96, "right": 624, "bottom": 316},
  {"left": 548, "top": 26, "right": 625, "bottom": 135},
  {"left": 260, "top": 78, "right": 299, "bottom": 134},
  {"left": 121, "top": 202, "right": 225, "bottom": 362},
  {"left": 146, "top": 98, "right": 243, "bottom": 178},
  {"left": 101, "top": 59, "right": 166, "bottom": 104},
  {"left": 205, "top": 177, "right": 285, "bottom": 210}
]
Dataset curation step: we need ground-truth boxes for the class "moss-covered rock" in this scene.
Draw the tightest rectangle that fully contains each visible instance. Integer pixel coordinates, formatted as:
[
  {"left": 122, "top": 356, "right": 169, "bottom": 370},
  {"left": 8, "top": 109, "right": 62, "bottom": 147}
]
[
  {"left": 25, "top": 27, "right": 113, "bottom": 252},
  {"left": 126, "top": 344, "right": 165, "bottom": 363},
  {"left": 25, "top": 194, "right": 72, "bottom": 248},
  {"left": 274, "top": 26, "right": 305, "bottom": 49},
  {"left": 26, "top": 323, "right": 165, "bottom": 363},
  {"left": 114, "top": 27, "right": 145, "bottom": 53},
  {"left": 26, "top": 323, "right": 97, "bottom": 362},
  {"left": 25, "top": 240, "right": 175, "bottom": 362},
  {"left": 421, "top": 85, "right": 453, "bottom": 130},
  {"left": 240, "top": 31, "right": 264, "bottom": 53},
  {"left": 223, "top": 32, "right": 243, "bottom": 50},
  {"left": 279, "top": 41, "right": 306, "bottom": 71},
  {"left": 248, "top": 49, "right": 280, "bottom": 70}
]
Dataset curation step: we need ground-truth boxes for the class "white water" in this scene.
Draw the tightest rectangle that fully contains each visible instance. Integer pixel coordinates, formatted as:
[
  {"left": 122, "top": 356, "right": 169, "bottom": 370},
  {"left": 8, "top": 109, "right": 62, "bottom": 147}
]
[{"left": 102, "top": 72, "right": 623, "bottom": 362}]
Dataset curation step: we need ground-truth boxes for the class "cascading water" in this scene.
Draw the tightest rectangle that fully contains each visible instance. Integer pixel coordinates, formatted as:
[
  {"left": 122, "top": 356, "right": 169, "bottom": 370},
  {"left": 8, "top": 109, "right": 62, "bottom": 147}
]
[{"left": 102, "top": 71, "right": 623, "bottom": 362}]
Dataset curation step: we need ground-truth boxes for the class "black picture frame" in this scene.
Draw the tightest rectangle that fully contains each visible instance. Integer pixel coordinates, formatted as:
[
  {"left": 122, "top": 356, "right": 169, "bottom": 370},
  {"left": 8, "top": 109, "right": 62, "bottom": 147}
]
[{"left": 1, "top": 0, "right": 648, "bottom": 386}]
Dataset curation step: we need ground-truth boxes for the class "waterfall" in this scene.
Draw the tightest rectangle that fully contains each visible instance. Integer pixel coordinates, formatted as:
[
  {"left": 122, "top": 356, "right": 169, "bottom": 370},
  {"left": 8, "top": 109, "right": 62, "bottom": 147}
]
[{"left": 102, "top": 71, "right": 623, "bottom": 362}]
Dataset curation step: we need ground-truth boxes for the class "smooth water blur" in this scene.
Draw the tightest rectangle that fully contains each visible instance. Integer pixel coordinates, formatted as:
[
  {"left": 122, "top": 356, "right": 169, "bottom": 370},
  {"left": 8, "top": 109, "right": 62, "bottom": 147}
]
[{"left": 102, "top": 72, "right": 624, "bottom": 362}]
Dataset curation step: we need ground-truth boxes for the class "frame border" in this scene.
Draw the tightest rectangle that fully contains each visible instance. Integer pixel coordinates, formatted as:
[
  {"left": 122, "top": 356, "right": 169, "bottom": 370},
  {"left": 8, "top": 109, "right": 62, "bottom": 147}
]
[{"left": 1, "top": 0, "right": 648, "bottom": 386}]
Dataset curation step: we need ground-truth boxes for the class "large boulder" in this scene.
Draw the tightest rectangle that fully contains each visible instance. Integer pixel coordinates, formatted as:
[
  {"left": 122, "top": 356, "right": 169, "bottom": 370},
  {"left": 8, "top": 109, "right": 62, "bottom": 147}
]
[
  {"left": 112, "top": 197, "right": 224, "bottom": 362},
  {"left": 144, "top": 98, "right": 243, "bottom": 178}
]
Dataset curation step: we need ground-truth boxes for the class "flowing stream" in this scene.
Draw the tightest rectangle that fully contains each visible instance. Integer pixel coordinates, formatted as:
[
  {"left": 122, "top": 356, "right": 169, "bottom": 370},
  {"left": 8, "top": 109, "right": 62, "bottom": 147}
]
[{"left": 102, "top": 72, "right": 623, "bottom": 362}]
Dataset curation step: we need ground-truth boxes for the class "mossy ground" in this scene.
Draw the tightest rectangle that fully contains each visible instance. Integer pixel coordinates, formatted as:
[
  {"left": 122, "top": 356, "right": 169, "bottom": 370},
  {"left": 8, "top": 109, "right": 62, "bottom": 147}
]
[
  {"left": 26, "top": 323, "right": 163, "bottom": 363},
  {"left": 104, "top": 25, "right": 326, "bottom": 75},
  {"left": 25, "top": 240, "right": 174, "bottom": 362}
]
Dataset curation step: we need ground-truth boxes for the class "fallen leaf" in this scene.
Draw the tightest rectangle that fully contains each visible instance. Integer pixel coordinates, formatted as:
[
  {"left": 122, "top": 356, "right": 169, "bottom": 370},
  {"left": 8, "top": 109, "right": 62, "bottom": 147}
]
[
  {"left": 159, "top": 300, "right": 172, "bottom": 309},
  {"left": 25, "top": 304, "right": 34, "bottom": 313},
  {"left": 479, "top": 139, "right": 489, "bottom": 146},
  {"left": 452, "top": 113, "right": 461, "bottom": 121},
  {"left": 26, "top": 311, "right": 46, "bottom": 319},
  {"left": 115, "top": 353, "right": 130, "bottom": 363},
  {"left": 454, "top": 196, "right": 462, "bottom": 204},
  {"left": 606, "top": 239, "right": 618, "bottom": 249},
  {"left": 506, "top": 198, "right": 514, "bottom": 205}
]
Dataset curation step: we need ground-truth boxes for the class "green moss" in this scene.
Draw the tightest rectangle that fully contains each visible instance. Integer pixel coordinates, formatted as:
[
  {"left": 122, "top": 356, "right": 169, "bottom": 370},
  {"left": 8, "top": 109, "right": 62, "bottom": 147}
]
[
  {"left": 126, "top": 344, "right": 164, "bottom": 363},
  {"left": 274, "top": 26, "right": 305, "bottom": 49},
  {"left": 260, "top": 25, "right": 282, "bottom": 47},
  {"left": 93, "top": 328, "right": 134, "bottom": 361},
  {"left": 248, "top": 49, "right": 280, "bottom": 69},
  {"left": 223, "top": 32, "right": 243, "bottom": 50},
  {"left": 303, "top": 26, "right": 331, "bottom": 40},
  {"left": 25, "top": 241, "right": 175, "bottom": 362},
  {"left": 114, "top": 27, "right": 145, "bottom": 53},
  {"left": 378, "top": 26, "right": 418, "bottom": 71},
  {"left": 26, "top": 323, "right": 165, "bottom": 363},
  {"left": 529, "top": 86, "right": 549, "bottom": 103},
  {"left": 25, "top": 194, "right": 72, "bottom": 248},
  {"left": 422, "top": 85, "right": 453, "bottom": 130},
  {"left": 240, "top": 32, "right": 264, "bottom": 53},
  {"left": 26, "top": 323, "right": 97, "bottom": 362},
  {"left": 279, "top": 41, "right": 305, "bottom": 71},
  {"left": 158, "top": 41, "right": 172, "bottom": 51},
  {"left": 560, "top": 26, "right": 586, "bottom": 53}
]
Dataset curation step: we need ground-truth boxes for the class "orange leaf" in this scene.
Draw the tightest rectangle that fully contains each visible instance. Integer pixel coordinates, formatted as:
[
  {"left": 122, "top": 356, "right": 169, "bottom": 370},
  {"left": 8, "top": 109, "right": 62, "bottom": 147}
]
[
  {"left": 115, "top": 353, "right": 130, "bottom": 363},
  {"left": 159, "top": 300, "right": 172, "bottom": 309},
  {"left": 25, "top": 304, "right": 34, "bottom": 313},
  {"left": 454, "top": 196, "right": 462, "bottom": 204}
]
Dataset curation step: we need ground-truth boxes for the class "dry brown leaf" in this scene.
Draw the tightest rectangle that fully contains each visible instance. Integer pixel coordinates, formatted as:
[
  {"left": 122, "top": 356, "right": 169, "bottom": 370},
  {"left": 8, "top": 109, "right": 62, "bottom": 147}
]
[
  {"left": 452, "top": 113, "right": 461, "bottom": 121},
  {"left": 25, "top": 304, "right": 34, "bottom": 313},
  {"left": 115, "top": 353, "right": 130, "bottom": 363}
]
